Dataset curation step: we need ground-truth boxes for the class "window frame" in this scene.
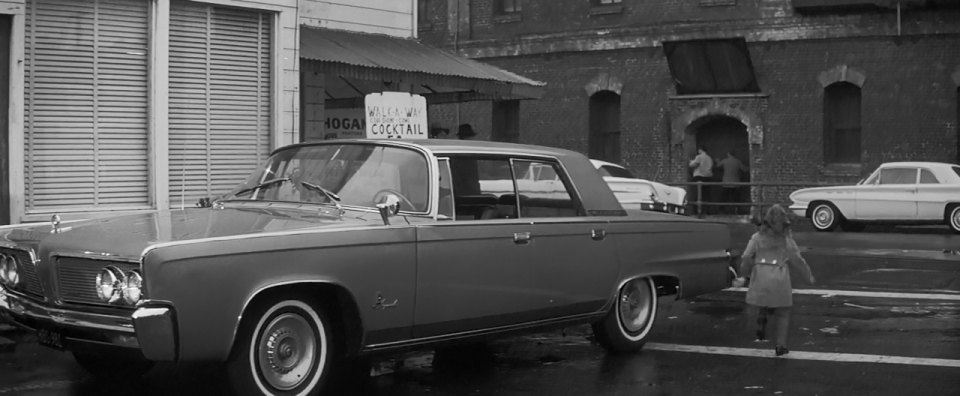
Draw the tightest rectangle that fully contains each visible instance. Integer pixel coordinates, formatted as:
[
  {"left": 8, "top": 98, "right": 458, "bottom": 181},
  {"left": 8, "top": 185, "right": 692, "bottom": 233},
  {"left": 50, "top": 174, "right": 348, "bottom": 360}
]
[{"left": 823, "top": 82, "right": 862, "bottom": 164}]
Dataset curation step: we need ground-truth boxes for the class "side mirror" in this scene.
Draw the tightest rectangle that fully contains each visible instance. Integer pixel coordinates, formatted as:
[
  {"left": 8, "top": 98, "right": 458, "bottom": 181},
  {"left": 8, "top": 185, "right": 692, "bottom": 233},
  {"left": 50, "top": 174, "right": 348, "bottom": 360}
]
[{"left": 375, "top": 194, "right": 401, "bottom": 225}]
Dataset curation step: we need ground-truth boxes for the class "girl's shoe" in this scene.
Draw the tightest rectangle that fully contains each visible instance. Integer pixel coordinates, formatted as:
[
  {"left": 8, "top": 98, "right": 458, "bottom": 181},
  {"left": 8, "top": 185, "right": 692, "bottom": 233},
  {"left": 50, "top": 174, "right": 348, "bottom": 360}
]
[
  {"left": 755, "top": 329, "right": 766, "bottom": 341},
  {"left": 775, "top": 345, "right": 789, "bottom": 356}
]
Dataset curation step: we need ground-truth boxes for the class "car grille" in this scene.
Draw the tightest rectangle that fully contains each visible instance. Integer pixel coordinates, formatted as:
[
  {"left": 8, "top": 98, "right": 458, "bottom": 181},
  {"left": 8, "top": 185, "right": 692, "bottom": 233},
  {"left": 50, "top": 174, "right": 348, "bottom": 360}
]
[
  {"left": 56, "top": 256, "right": 139, "bottom": 306},
  {"left": 0, "top": 248, "right": 43, "bottom": 297}
]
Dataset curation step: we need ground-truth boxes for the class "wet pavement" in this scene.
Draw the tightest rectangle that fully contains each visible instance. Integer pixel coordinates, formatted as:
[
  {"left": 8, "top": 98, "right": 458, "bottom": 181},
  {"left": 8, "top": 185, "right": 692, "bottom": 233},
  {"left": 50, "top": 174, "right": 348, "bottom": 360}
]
[{"left": 1, "top": 226, "right": 959, "bottom": 395}]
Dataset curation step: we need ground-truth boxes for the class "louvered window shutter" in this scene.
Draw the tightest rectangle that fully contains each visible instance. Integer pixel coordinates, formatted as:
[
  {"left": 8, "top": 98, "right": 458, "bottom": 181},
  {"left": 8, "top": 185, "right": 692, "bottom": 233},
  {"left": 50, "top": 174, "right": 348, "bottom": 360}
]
[
  {"left": 168, "top": 1, "right": 271, "bottom": 206},
  {"left": 24, "top": 0, "right": 150, "bottom": 212}
]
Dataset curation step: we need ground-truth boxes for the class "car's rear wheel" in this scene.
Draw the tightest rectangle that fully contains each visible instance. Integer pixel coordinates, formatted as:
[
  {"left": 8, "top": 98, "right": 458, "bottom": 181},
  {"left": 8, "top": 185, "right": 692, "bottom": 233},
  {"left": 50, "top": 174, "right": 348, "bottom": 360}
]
[
  {"left": 592, "top": 277, "right": 657, "bottom": 353},
  {"left": 947, "top": 205, "right": 960, "bottom": 233},
  {"left": 73, "top": 349, "right": 154, "bottom": 379},
  {"left": 810, "top": 202, "right": 842, "bottom": 232},
  {"left": 227, "top": 296, "right": 333, "bottom": 396}
]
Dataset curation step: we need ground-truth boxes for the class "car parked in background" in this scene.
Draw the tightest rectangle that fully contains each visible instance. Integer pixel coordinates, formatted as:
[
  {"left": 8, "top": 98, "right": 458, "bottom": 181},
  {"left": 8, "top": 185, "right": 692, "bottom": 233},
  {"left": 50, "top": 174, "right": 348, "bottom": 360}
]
[
  {"left": 1, "top": 139, "right": 732, "bottom": 396},
  {"left": 789, "top": 161, "right": 960, "bottom": 233},
  {"left": 592, "top": 160, "right": 687, "bottom": 215}
]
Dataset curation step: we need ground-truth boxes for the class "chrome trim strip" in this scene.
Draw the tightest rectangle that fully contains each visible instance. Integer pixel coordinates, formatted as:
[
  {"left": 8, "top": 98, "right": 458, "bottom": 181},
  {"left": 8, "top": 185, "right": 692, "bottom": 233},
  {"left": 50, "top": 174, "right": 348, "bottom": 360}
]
[
  {"left": 363, "top": 312, "right": 601, "bottom": 351},
  {"left": 0, "top": 288, "right": 134, "bottom": 333},
  {"left": 53, "top": 251, "right": 141, "bottom": 265},
  {"left": 139, "top": 223, "right": 417, "bottom": 259}
]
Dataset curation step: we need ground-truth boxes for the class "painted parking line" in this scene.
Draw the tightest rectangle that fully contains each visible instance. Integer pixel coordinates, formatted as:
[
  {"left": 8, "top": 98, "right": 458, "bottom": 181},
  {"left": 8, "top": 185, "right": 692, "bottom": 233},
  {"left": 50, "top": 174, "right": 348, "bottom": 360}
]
[
  {"left": 645, "top": 342, "right": 960, "bottom": 368},
  {"left": 724, "top": 287, "right": 960, "bottom": 301}
]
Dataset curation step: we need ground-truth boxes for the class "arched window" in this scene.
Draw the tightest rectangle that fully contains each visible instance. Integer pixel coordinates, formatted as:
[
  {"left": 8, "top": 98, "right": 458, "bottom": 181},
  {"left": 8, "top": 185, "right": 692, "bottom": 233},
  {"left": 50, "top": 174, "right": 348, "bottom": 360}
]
[
  {"left": 589, "top": 91, "right": 621, "bottom": 163},
  {"left": 823, "top": 82, "right": 861, "bottom": 164}
]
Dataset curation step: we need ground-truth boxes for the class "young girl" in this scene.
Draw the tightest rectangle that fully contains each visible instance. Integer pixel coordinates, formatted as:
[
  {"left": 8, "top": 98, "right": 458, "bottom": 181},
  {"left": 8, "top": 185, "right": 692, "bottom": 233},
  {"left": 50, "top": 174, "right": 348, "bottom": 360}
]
[{"left": 740, "top": 204, "right": 815, "bottom": 356}]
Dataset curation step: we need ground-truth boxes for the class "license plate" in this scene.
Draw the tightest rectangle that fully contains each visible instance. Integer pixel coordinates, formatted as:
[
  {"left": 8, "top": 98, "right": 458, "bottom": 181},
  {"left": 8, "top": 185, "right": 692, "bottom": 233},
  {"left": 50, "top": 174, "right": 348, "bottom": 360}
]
[{"left": 37, "top": 327, "right": 64, "bottom": 350}]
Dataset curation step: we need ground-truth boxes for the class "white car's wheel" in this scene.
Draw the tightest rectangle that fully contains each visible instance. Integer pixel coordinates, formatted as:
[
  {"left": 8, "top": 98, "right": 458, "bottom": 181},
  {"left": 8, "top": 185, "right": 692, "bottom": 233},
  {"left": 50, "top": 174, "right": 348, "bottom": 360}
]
[
  {"left": 948, "top": 205, "right": 960, "bottom": 233},
  {"left": 810, "top": 203, "right": 841, "bottom": 232},
  {"left": 592, "top": 277, "right": 658, "bottom": 353},
  {"left": 227, "top": 296, "right": 332, "bottom": 396}
]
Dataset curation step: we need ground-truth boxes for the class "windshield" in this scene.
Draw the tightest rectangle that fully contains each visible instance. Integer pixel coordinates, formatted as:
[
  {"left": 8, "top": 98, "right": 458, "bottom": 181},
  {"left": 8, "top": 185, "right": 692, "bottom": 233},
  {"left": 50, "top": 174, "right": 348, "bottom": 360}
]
[{"left": 223, "top": 143, "right": 431, "bottom": 212}]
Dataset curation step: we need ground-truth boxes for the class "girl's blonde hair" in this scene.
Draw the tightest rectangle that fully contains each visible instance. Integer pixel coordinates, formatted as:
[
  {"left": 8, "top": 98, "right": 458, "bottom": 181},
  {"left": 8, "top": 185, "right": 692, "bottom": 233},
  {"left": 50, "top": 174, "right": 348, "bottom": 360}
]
[{"left": 760, "top": 204, "right": 792, "bottom": 235}]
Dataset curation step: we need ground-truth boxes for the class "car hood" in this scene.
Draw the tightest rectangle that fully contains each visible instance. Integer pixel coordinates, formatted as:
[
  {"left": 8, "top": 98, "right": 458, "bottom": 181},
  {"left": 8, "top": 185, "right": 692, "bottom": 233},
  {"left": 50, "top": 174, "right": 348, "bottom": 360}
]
[{"left": 0, "top": 204, "right": 382, "bottom": 261}]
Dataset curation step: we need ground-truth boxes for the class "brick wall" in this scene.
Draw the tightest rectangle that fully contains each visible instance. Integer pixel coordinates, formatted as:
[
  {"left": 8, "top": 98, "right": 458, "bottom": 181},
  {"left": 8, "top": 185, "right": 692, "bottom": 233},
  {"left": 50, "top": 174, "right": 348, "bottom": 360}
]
[{"left": 446, "top": 36, "right": 959, "bottom": 205}]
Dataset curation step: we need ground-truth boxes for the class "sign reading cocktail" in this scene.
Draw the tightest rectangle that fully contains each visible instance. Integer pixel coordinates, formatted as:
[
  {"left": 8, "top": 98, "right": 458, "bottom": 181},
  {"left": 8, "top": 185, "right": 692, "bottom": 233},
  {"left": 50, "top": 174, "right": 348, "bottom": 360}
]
[{"left": 364, "top": 92, "right": 428, "bottom": 140}]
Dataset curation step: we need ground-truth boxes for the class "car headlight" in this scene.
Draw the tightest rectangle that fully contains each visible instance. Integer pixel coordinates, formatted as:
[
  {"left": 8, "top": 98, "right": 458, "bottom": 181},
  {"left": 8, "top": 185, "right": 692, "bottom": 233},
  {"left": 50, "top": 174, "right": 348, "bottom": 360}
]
[
  {"left": 123, "top": 270, "right": 143, "bottom": 305},
  {"left": 95, "top": 266, "right": 125, "bottom": 304},
  {"left": 0, "top": 253, "right": 18, "bottom": 287}
]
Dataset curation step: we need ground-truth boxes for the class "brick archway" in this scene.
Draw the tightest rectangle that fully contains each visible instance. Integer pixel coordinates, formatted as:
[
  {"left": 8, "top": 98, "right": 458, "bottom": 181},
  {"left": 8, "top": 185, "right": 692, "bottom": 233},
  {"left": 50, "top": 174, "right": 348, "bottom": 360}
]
[
  {"left": 584, "top": 73, "right": 623, "bottom": 96},
  {"left": 818, "top": 64, "right": 867, "bottom": 88},
  {"left": 671, "top": 100, "right": 764, "bottom": 150}
]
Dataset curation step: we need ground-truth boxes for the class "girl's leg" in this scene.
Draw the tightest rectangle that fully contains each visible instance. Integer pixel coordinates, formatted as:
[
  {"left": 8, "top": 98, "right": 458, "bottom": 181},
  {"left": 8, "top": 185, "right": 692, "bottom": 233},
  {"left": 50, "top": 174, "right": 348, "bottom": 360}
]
[
  {"left": 755, "top": 306, "right": 769, "bottom": 341},
  {"left": 772, "top": 307, "right": 792, "bottom": 355}
]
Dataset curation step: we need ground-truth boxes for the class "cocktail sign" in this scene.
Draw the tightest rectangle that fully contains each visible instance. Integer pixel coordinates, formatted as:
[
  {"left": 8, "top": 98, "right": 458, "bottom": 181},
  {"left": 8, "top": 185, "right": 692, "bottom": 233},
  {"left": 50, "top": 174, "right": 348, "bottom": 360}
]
[{"left": 364, "top": 92, "right": 428, "bottom": 140}]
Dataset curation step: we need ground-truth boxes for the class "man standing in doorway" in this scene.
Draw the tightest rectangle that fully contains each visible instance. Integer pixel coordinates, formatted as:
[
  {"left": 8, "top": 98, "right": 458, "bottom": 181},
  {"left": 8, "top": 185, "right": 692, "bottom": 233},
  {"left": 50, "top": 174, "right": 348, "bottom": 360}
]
[
  {"left": 689, "top": 145, "right": 714, "bottom": 215},
  {"left": 718, "top": 150, "right": 749, "bottom": 214}
]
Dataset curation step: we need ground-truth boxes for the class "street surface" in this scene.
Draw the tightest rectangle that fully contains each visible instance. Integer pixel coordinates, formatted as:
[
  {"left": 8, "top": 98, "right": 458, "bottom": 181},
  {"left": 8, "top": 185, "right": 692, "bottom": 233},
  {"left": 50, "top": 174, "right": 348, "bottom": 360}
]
[{"left": 2, "top": 225, "right": 959, "bottom": 395}]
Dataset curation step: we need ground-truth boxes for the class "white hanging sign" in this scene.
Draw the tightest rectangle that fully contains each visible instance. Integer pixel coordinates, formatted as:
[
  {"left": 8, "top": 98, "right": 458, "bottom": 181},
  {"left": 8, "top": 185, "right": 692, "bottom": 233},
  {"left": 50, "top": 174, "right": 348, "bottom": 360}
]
[{"left": 364, "top": 92, "right": 428, "bottom": 140}]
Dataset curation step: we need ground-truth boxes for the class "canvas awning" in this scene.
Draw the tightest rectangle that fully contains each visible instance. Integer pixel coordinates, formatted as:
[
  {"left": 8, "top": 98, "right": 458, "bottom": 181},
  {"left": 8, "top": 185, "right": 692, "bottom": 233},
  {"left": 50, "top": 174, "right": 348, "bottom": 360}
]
[{"left": 300, "top": 27, "right": 545, "bottom": 105}]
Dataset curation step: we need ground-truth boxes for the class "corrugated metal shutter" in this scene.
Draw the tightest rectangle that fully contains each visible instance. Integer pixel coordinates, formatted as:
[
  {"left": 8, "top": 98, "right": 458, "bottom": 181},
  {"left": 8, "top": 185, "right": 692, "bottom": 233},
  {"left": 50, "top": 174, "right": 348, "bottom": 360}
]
[
  {"left": 24, "top": 0, "right": 150, "bottom": 212},
  {"left": 168, "top": 1, "right": 271, "bottom": 206}
]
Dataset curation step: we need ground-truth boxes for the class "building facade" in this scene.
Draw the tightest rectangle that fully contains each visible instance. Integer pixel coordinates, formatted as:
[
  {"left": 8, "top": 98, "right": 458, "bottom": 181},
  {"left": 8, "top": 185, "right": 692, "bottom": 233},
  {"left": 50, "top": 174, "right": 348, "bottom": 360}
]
[
  {"left": 419, "top": 0, "right": 960, "bottom": 206},
  {"left": 0, "top": 0, "right": 541, "bottom": 225}
]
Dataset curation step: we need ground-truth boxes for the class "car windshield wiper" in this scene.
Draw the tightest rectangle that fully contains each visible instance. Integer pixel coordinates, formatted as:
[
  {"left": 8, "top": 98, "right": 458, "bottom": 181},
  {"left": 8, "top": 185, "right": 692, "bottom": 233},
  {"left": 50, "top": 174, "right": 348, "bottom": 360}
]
[
  {"left": 230, "top": 177, "right": 291, "bottom": 198},
  {"left": 298, "top": 181, "right": 341, "bottom": 206}
]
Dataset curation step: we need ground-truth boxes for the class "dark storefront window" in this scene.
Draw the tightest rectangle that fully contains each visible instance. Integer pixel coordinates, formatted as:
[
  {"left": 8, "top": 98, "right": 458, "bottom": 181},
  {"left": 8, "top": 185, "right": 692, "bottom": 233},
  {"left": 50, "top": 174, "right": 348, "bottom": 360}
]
[
  {"left": 589, "top": 91, "right": 621, "bottom": 164},
  {"left": 417, "top": 0, "right": 430, "bottom": 25},
  {"left": 823, "top": 82, "right": 862, "bottom": 164},
  {"left": 496, "top": 0, "right": 521, "bottom": 14},
  {"left": 663, "top": 38, "right": 760, "bottom": 95}
]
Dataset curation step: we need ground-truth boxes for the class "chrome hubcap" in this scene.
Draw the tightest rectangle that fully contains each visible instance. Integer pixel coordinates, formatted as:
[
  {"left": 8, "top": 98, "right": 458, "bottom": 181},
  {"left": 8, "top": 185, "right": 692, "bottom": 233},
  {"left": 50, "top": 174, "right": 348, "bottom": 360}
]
[
  {"left": 618, "top": 279, "right": 653, "bottom": 333},
  {"left": 258, "top": 313, "right": 316, "bottom": 390},
  {"left": 814, "top": 206, "right": 833, "bottom": 228},
  {"left": 951, "top": 208, "right": 960, "bottom": 229}
]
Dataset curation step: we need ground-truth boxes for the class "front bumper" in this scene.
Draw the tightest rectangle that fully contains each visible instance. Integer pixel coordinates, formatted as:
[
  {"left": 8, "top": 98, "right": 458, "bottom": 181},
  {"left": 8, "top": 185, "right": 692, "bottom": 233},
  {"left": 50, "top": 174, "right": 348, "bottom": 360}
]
[
  {"left": 788, "top": 203, "right": 808, "bottom": 217},
  {"left": 0, "top": 288, "right": 178, "bottom": 361}
]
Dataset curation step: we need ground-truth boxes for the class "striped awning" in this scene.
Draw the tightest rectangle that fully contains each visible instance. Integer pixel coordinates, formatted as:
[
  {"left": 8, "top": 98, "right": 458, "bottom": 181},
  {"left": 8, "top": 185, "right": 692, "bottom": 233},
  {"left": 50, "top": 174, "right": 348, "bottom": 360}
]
[{"left": 300, "top": 28, "right": 545, "bottom": 102}]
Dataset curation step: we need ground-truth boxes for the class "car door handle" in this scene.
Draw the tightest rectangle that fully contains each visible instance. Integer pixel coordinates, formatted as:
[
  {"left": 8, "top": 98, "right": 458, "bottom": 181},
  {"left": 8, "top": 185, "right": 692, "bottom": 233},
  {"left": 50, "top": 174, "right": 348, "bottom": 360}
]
[
  {"left": 513, "top": 232, "right": 531, "bottom": 245},
  {"left": 591, "top": 229, "right": 606, "bottom": 241}
]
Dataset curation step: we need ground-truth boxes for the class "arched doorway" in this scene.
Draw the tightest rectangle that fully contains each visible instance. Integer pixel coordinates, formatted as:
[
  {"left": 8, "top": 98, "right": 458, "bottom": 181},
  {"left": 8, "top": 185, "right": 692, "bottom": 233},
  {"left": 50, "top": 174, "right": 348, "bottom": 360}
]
[{"left": 690, "top": 115, "right": 750, "bottom": 215}]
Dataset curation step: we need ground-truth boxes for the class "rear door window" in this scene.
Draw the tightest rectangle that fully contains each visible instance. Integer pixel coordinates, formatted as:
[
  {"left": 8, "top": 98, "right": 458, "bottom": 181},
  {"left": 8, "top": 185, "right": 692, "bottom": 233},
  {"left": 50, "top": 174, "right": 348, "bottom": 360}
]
[
  {"left": 879, "top": 168, "right": 917, "bottom": 185},
  {"left": 511, "top": 160, "right": 580, "bottom": 218}
]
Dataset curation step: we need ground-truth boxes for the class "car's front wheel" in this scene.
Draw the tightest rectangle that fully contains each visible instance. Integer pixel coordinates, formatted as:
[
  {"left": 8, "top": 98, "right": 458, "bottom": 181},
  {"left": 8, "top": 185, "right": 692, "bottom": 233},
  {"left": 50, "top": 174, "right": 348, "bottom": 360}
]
[
  {"left": 947, "top": 205, "right": 960, "bottom": 233},
  {"left": 227, "top": 296, "right": 333, "bottom": 396},
  {"left": 592, "top": 277, "right": 658, "bottom": 353},
  {"left": 810, "top": 202, "right": 842, "bottom": 232}
]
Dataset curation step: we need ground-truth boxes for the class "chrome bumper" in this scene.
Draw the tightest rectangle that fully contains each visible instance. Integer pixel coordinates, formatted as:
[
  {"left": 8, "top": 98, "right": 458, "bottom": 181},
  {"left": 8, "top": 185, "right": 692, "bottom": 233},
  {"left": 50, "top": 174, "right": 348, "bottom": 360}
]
[
  {"left": 0, "top": 288, "right": 178, "bottom": 361},
  {"left": 788, "top": 203, "right": 807, "bottom": 217}
]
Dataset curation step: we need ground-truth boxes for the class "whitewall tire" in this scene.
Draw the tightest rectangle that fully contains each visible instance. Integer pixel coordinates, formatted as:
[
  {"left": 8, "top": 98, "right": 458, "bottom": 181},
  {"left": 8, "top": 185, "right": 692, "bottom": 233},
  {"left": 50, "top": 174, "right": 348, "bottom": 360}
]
[
  {"left": 227, "top": 297, "right": 332, "bottom": 396},
  {"left": 592, "top": 277, "right": 658, "bottom": 353},
  {"left": 948, "top": 206, "right": 960, "bottom": 233},
  {"left": 811, "top": 203, "right": 841, "bottom": 232}
]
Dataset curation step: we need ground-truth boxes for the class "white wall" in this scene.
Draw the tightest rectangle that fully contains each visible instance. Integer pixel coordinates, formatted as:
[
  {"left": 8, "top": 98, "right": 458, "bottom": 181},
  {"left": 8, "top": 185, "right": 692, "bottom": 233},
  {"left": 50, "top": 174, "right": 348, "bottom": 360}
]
[{"left": 300, "top": 0, "right": 415, "bottom": 38}]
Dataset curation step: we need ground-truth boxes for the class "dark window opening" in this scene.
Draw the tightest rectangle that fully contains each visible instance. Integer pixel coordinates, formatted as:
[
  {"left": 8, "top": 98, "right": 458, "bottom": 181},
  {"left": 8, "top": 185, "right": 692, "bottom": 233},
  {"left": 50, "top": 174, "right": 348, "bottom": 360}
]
[
  {"left": 589, "top": 91, "right": 621, "bottom": 163},
  {"left": 496, "top": 0, "right": 521, "bottom": 14},
  {"left": 417, "top": 0, "right": 430, "bottom": 26},
  {"left": 662, "top": 38, "right": 760, "bottom": 95},
  {"left": 823, "top": 82, "right": 862, "bottom": 164}
]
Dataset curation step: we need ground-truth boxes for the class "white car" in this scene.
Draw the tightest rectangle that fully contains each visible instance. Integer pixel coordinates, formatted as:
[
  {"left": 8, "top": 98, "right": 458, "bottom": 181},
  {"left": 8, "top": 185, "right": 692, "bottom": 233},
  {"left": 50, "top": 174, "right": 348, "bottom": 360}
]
[
  {"left": 789, "top": 161, "right": 960, "bottom": 233},
  {"left": 591, "top": 160, "right": 687, "bottom": 215}
]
